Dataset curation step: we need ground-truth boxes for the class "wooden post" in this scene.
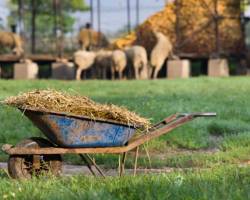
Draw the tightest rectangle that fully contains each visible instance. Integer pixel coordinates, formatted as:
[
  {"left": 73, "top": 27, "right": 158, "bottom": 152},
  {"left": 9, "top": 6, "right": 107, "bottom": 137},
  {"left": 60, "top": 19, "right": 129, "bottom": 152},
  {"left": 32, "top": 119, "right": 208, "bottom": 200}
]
[
  {"left": 17, "top": 0, "right": 24, "bottom": 37},
  {"left": 240, "top": 0, "right": 247, "bottom": 51},
  {"left": 58, "top": 0, "right": 64, "bottom": 57},
  {"left": 97, "top": 0, "right": 101, "bottom": 46},
  {"left": 175, "top": 0, "right": 181, "bottom": 50},
  {"left": 214, "top": 0, "right": 220, "bottom": 56},
  {"left": 53, "top": 0, "right": 58, "bottom": 55},
  {"left": 31, "top": 0, "right": 37, "bottom": 54},
  {"left": 17, "top": 0, "right": 25, "bottom": 56},
  {"left": 90, "top": 0, "right": 94, "bottom": 27},
  {"left": 136, "top": 0, "right": 140, "bottom": 26},
  {"left": 127, "top": 0, "right": 131, "bottom": 34},
  {"left": 52, "top": 0, "right": 63, "bottom": 57}
]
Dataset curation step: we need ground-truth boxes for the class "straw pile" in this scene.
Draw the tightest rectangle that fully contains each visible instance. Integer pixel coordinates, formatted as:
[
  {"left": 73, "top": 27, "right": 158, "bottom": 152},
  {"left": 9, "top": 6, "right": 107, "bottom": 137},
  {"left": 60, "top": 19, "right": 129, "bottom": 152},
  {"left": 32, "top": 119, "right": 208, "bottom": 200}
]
[
  {"left": 112, "top": 32, "right": 136, "bottom": 49},
  {"left": 3, "top": 90, "right": 150, "bottom": 129},
  {"left": 113, "top": 0, "right": 243, "bottom": 55}
]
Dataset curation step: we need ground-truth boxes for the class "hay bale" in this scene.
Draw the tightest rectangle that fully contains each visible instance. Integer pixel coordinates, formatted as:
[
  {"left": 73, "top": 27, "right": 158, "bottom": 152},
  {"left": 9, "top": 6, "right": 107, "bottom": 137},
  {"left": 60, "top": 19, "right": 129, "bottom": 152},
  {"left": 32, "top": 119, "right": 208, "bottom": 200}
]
[
  {"left": 3, "top": 89, "right": 150, "bottom": 129},
  {"left": 112, "top": 32, "right": 137, "bottom": 49},
  {"left": 113, "top": 0, "right": 243, "bottom": 56}
]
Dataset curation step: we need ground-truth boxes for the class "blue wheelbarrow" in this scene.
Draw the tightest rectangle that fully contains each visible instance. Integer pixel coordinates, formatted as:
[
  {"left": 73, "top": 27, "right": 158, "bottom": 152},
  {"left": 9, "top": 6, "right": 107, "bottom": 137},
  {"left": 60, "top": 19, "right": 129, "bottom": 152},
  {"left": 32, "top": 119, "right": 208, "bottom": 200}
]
[{"left": 2, "top": 108, "right": 216, "bottom": 179}]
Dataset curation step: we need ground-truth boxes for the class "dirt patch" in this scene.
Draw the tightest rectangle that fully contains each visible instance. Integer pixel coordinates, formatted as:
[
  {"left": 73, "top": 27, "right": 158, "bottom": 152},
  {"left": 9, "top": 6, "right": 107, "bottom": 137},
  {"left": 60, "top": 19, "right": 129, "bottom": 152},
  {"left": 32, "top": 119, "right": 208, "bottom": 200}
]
[{"left": 1, "top": 161, "right": 249, "bottom": 177}]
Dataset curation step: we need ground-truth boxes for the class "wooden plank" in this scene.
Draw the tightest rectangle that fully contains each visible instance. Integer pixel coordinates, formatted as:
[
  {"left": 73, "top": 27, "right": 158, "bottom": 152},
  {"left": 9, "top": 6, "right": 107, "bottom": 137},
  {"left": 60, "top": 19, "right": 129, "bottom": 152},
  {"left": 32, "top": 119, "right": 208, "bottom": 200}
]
[
  {"left": 0, "top": 54, "right": 19, "bottom": 62},
  {"left": 0, "top": 54, "right": 73, "bottom": 62}
]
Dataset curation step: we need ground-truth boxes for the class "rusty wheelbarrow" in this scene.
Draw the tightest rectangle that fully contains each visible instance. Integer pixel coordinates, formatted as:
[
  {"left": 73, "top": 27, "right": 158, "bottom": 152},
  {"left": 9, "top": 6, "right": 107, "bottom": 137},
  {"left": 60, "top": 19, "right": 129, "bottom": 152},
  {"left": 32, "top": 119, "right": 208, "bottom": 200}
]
[{"left": 2, "top": 108, "right": 216, "bottom": 179}]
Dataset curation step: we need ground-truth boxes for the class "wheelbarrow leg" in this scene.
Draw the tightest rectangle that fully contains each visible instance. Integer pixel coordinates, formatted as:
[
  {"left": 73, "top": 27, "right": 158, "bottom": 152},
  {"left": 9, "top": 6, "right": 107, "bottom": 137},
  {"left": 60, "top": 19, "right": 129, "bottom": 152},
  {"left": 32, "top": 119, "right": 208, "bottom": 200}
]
[
  {"left": 79, "top": 154, "right": 96, "bottom": 176},
  {"left": 143, "top": 144, "right": 152, "bottom": 168},
  {"left": 85, "top": 154, "right": 105, "bottom": 177},
  {"left": 133, "top": 147, "right": 139, "bottom": 176},
  {"left": 33, "top": 155, "right": 41, "bottom": 170},
  {"left": 119, "top": 152, "right": 127, "bottom": 177}
]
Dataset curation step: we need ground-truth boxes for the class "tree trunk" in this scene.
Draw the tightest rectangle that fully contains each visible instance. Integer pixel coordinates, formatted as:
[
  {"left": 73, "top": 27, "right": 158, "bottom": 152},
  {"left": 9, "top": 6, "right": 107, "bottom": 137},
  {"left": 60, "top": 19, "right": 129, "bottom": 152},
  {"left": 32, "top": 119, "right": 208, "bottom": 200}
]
[
  {"left": 31, "top": 0, "right": 37, "bottom": 54},
  {"left": 53, "top": 0, "right": 58, "bottom": 55},
  {"left": 214, "top": 0, "right": 220, "bottom": 56},
  {"left": 97, "top": 0, "right": 101, "bottom": 46},
  {"left": 58, "top": 0, "right": 64, "bottom": 57},
  {"left": 127, "top": 0, "right": 131, "bottom": 34},
  {"left": 136, "top": 0, "right": 140, "bottom": 26},
  {"left": 18, "top": 0, "right": 24, "bottom": 37},
  {"left": 175, "top": 0, "right": 181, "bottom": 51},
  {"left": 90, "top": 0, "right": 94, "bottom": 27}
]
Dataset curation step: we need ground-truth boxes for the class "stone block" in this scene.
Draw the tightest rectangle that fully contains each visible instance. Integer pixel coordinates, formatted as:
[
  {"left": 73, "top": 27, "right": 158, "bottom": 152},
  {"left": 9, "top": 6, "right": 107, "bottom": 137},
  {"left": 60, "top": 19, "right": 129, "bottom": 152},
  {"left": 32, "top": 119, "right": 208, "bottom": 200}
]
[
  {"left": 14, "top": 62, "right": 39, "bottom": 79},
  {"left": 51, "top": 62, "right": 75, "bottom": 80},
  {"left": 208, "top": 59, "right": 229, "bottom": 77},
  {"left": 167, "top": 59, "right": 190, "bottom": 78}
]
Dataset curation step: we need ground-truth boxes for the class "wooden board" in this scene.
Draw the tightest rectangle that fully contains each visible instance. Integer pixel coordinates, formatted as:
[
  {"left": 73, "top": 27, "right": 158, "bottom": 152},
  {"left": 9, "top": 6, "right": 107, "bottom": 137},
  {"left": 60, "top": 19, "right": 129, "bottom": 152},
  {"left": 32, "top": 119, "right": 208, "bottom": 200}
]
[{"left": 0, "top": 54, "right": 73, "bottom": 62}]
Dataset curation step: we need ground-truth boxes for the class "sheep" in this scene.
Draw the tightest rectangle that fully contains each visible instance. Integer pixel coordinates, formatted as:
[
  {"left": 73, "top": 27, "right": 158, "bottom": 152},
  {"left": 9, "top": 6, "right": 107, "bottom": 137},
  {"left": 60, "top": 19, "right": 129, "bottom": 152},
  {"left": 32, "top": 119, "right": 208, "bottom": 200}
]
[
  {"left": 94, "top": 50, "right": 113, "bottom": 79},
  {"left": 111, "top": 50, "right": 127, "bottom": 80},
  {"left": 0, "top": 32, "right": 24, "bottom": 56},
  {"left": 73, "top": 50, "right": 96, "bottom": 80},
  {"left": 150, "top": 31, "right": 173, "bottom": 79},
  {"left": 78, "top": 28, "right": 109, "bottom": 51},
  {"left": 125, "top": 45, "right": 148, "bottom": 80}
]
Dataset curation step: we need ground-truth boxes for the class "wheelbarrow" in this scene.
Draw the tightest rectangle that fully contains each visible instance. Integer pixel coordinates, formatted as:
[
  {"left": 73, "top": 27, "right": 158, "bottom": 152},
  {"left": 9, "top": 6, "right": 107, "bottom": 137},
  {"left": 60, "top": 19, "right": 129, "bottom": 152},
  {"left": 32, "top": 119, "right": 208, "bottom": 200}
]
[{"left": 2, "top": 108, "right": 216, "bottom": 179}]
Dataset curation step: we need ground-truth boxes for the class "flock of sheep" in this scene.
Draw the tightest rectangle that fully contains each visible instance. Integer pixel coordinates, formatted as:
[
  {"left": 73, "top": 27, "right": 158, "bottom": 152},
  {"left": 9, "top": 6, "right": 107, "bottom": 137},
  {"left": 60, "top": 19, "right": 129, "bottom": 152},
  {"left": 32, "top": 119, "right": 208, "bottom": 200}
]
[
  {"left": 0, "top": 30, "right": 174, "bottom": 80},
  {"left": 74, "top": 31, "right": 174, "bottom": 80}
]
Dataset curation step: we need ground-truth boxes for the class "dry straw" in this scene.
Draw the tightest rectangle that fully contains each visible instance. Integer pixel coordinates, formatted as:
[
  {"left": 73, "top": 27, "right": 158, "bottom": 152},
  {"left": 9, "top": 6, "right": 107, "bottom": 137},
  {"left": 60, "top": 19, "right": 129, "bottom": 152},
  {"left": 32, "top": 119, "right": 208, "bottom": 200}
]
[{"left": 3, "top": 89, "right": 150, "bottom": 129}]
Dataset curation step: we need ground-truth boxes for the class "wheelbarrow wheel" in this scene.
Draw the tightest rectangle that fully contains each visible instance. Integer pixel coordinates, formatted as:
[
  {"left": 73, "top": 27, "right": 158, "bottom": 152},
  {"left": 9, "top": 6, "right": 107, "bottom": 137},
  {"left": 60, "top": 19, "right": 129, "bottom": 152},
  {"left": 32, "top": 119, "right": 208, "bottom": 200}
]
[{"left": 8, "top": 137, "right": 62, "bottom": 179}]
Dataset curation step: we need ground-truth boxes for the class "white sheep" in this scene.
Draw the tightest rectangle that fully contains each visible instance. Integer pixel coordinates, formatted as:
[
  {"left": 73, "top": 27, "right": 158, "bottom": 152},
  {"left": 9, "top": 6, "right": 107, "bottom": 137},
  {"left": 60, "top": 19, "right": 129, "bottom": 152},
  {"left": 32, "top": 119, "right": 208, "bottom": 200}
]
[
  {"left": 73, "top": 50, "right": 96, "bottom": 80},
  {"left": 125, "top": 45, "right": 148, "bottom": 80},
  {"left": 111, "top": 50, "right": 127, "bottom": 80},
  {"left": 150, "top": 31, "right": 173, "bottom": 79}
]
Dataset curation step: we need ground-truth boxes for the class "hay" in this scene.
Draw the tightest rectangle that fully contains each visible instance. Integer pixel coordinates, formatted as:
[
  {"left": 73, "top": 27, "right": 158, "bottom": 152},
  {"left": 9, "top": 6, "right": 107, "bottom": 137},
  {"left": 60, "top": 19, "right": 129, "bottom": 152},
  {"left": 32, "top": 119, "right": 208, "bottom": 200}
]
[
  {"left": 3, "top": 89, "right": 150, "bottom": 129},
  {"left": 113, "top": 0, "right": 243, "bottom": 56}
]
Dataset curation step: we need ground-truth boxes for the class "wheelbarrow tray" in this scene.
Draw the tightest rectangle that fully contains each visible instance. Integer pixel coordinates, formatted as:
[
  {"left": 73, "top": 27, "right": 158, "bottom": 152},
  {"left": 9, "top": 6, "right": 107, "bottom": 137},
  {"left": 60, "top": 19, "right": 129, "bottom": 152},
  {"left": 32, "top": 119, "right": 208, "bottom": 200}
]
[
  {"left": 22, "top": 108, "right": 137, "bottom": 148},
  {"left": 3, "top": 112, "right": 216, "bottom": 156}
]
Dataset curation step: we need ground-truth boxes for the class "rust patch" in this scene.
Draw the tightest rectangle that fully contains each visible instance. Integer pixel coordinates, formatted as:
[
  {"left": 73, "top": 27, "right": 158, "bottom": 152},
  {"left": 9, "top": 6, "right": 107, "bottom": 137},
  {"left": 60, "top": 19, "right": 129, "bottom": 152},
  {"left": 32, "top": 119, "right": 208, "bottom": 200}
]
[{"left": 80, "top": 135, "right": 102, "bottom": 142}]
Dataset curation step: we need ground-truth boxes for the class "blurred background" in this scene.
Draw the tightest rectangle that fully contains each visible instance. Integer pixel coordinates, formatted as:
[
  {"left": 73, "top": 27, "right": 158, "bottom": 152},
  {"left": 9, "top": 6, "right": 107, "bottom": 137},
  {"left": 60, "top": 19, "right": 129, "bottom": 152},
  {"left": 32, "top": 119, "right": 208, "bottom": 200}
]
[{"left": 0, "top": 0, "right": 250, "bottom": 79}]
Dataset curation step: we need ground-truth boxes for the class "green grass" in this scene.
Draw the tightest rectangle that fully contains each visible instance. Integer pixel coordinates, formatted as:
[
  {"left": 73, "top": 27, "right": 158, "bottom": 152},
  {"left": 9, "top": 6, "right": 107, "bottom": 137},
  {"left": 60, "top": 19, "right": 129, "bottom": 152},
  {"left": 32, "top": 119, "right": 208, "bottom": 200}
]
[
  {"left": 0, "top": 166, "right": 249, "bottom": 199},
  {"left": 0, "top": 78, "right": 250, "bottom": 165},
  {"left": 0, "top": 77, "right": 250, "bottom": 199}
]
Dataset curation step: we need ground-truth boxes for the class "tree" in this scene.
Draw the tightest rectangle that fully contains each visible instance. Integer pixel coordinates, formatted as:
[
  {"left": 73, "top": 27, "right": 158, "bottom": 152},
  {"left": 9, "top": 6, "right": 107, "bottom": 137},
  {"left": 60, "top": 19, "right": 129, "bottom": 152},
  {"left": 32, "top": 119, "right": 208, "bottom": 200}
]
[
  {"left": 31, "top": 0, "right": 36, "bottom": 53},
  {"left": 8, "top": 0, "right": 89, "bottom": 54}
]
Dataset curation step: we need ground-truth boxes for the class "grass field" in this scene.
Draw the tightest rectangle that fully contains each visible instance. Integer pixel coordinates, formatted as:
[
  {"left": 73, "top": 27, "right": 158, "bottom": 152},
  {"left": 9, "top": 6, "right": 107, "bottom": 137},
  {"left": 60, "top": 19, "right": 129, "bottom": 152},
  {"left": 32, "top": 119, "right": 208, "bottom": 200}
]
[
  {"left": 0, "top": 77, "right": 250, "bottom": 199},
  {"left": 0, "top": 166, "right": 249, "bottom": 199}
]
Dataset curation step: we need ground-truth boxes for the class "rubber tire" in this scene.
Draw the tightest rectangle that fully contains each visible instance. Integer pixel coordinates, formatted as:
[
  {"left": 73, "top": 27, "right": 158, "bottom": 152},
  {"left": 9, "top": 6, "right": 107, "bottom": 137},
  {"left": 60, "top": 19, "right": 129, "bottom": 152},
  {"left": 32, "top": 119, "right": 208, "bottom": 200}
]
[{"left": 8, "top": 137, "right": 62, "bottom": 179}]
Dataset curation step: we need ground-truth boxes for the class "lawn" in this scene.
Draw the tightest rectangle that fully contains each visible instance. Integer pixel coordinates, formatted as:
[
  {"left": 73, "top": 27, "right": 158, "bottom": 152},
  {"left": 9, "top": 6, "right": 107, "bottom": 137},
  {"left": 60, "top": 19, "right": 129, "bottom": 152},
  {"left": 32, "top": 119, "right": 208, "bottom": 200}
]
[
  {"left": 0, "top": 166, "right": 249, "bottom": 200},
  {"left": 0, "top": 77, "right": 249, "bottom": 199}
]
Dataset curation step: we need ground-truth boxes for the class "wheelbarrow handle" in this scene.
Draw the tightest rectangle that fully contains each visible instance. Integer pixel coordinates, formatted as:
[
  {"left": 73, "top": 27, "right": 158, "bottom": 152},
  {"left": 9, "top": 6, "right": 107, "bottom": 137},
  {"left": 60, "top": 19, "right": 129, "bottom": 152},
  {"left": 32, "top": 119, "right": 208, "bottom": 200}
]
[
  {"left": 151, "top": 112, "right": 216, "bottom": 130},
  {"left": 178, "top": 113, "right": 217, "bottom": 117}
]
